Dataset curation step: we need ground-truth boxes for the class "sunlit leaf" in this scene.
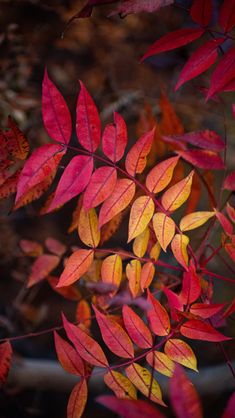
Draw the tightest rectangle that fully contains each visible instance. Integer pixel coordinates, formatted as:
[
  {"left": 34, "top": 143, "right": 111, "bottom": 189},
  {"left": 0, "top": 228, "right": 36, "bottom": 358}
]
[
  {"left": 57, "top": 249, "right": 94, "bottom": 287},
  {"left": 126, "top": 259, "right": 142, "bottom": 298},
  {"left": 164, "top": 338, "right": 197, "bottom": 371},
  {"left": 153, "top": 212, "right": 175, "bottom": 252},
  {"left": 102, "top": 112, "right": 127, "bottom": 162},
  {"left": 171, "top": 234, "right": 189, "bottom": 270},
  {"left": 78, "top": 206, "right": 100, "bottom": 248},
  {"left": 146, "top": 351, "right": 174, "bottom": 377},
  {"left": 104, "top": 371, "right": 137, "bottom": 399},
  {"left": 162, "top": 171, "right": 194, "bottom": 212},
  {"left": 125, "top": 128, "right": 155, "bottom": 176},
  {"left": 128, "top": 196, "right": 154, "bottom": 242},
  {"left": 133, "top": 227, "right": 150, "bottom": 257},
  {"left": 180, "top": 211, "right": 215, "bottom": 232},
  {"left": 83, "top": 166, "right": 117, "bottom": 210},
  {"left": 146, "top": 156, "right": 179, "bottom": 194}
]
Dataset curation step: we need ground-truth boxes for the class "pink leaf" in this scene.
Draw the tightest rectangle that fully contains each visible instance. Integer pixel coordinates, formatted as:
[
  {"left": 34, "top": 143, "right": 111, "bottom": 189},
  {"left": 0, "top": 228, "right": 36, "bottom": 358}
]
[
  {"left": 28, "top": 254, "right": 60, "bottom": 288},
  {"left": 0, "top": 341, "right": 12, "bottom": 386},
  {"left": 141, "top": 28, "right": 205, "bottom": 61},
  {"left": 190, "top": 0, "right": 212, "bottom": 26},
  {"left": 190, "top": 303, "right": 225, "bottom": 319},
  {"left": 47, "top": 155, "right": 93, "bottom": 212},
  {"left": 109, "top": 0, "right": 173, "bottom": 17},
  {"left": 206, "top": 47, "right": 235, "bottom": 100},
  {"left": 54, "top": 331, "right": 85, "bottom": 376},
  {"left": 45, "top": 237, "right": 66, "bottom": 256},
  {"left": 175, "top": 39, "right": 224, "bottom": 90},
  {"left": 177, "top": 149, "right": 225, "bottom": 170},
  {"left": 96, "top": 396, "right": 166, "bottom": 418},
  {"left": 42, "top": 70, "right": 72, "bottom": 145},
  {"left": 102, "top": 112, "right": 127, "bottom": 162},
  {"left": 215, "top": 210, "right": 233, "bottom": 235},
  {"left": 76, "top": 81, "right": 101, "bottom": 152},
  {"left": 170, "top": 364, "right": 202, "bottom": 418},
  {"left": 219, "top": 0, "right": 235, "bottom": 33}
]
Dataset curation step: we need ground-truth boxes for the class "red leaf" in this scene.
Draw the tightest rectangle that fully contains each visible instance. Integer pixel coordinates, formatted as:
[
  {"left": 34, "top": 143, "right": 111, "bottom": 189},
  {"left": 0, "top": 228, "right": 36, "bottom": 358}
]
[
  {"left": 15, "top": 144, "right": 65, "bottom": 206},
  {"left": 47, "top": 276, "right": 81, "bottom": 300},
  {"left": 0, "top": 341, "right": 12, "bottom": 386},
  {"left": 147, "top": 289, "right": 170, "bottom": 336},
  {"left": 206, "top": 47, "right": 235, "bottom": 100},
  {"left": 170, "top": 364, "right": 202, "bottom": 418},
  {"left": 28, "top": 254, "right": 60, "bottom": 287},
  {"left": 76, "top": 81, "right": 101, "bottom": 152},
  {"left": 177, "top": 149, "right": 225, "bottom": 170},
  {"left": 190, "top": 0, "right": 212, "bottom": 26},
  {"left": 180, "top": 319, "right": 231, "bottom": 342},
  {"left": 125, "top": 128, "right": 155, "bottom": 177},
  {"left": 20, "top": 239, "right": 43, "bottom": 257},
  {"left": 6, "top": 116, "right": 29, "bottom": 160},
  {"left": 83, "top": 166, "right": 117, "bottom": 210},
  {"left": 94, "top": 306, "right": 134, "bottom": 358},
  {"left": 67, "top": 379, "right": 88, "bottom": 418},
  {"left": 62, "top": 313, "right": 109, "bottom": 367},
  {"left": 47, "top": 155, "right": 93, "bottom": 212},
  {"left": 54, "top": 331, "right": 85, "bottom": 376},
  {"left": 109, "top": 0, "right": 173, "bottom": 17},
  {"left": 42, "top": 70, "right": 72, "bottom": 145},
  {"left": 222, "top": 392, "right": 235, "bottom": 418},
  {"left": 163, "top": 286, "right": 183, "bottom": 320},
  {"left": 141, "top": 28, "right": 204, "bottom": 61},
  {"left": 224, "top": 171, "right": 235, "bottom": 190},
  {"left": 179, "top": 263, "right": 201, "bottom": 305},
  {"left": 175, "top": 39, "right": 224, "bottom": 90},
  {"left": 215, "top": 210, "right": 233, "bottom": 235},
  {"left": 102, "top": 112, "right": 127, "bottom": 162},
  {"left": 190, "top": 303, "right": 224, "bottom": 319},
  {"left": 218, "top": 0, "right": 235, "bottom": 33},
  {"left": 96, "top": 396, "right": 166, "bottom": 418},
  {"left": 164, "top": 130, "right": 224, "bottom": 151},
  {"left": 0, "top": 170, "right": 21, "bottom": 199},
  {"left": 122, "top": 305, "right": 153, "bottom": 349}
]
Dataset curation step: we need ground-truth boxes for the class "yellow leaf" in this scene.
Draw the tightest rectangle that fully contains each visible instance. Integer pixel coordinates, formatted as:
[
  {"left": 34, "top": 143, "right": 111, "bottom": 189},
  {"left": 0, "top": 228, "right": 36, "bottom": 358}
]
[
  {"left": 171, "top": 234, "right": 189, "bottom": 270},
  {"left": 133, "top": 227, "right": 150, "bottom": 257},
  {"left": 153, "top": 212, "right": 175, "bottom": 252},
  {"left": 162, "top": 171, "right": 194, "bottom": 212},
  {"left": 104, "top": 371, "right": 137, "bottom": 399},
  {"left": 126, "top": 260, "right": 141, "bottom": 298},
  {"left": 146, "top": 156, "right": 179, "bottom": 194},
  {"left": 101, "top": 254, "right": 122, "bottom": 293},
  {"left": 164, "top": 338, "right": 198, "bottom": 371},
  {"left": 180, "top": 211, "right": 215, "bottom": 232},
  {"left": 128, "top": 196, "right": 154, "bottom": 242},
  {"left": 146, "top": 351, "right": 175, "bottom": 377},
  {"left": 149, "top": 241, "right": 161, "bottom": 261}
]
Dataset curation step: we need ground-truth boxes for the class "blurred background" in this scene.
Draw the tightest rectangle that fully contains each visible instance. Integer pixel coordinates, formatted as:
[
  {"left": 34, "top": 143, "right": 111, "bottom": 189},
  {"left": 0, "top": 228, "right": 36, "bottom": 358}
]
[{"left": 0, "top": 0, "right": 234, "bottom": 417}]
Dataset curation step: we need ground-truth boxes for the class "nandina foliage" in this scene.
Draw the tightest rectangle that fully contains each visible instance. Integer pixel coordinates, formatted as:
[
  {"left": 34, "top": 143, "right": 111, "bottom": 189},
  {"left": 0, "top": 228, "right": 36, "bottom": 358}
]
[{"left": 0, "top": 68, "right": 235, "bottom": 418}]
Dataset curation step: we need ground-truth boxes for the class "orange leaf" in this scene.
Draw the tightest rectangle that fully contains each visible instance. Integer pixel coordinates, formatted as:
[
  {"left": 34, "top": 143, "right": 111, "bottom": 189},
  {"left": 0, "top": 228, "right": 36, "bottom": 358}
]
[
  {"left": 47, "top": 276, "right": 81, "bottom": 301},
  {"left": 147, "top": 290, "right": 170, "bottom": 336},
  {"left": 101, "top": 254, "right": 122, "bottom": 293},
  {"left": 57, "top": 249, "right": 94, "bottom": 287},
  {"left": 76, "top": 300, "right": 91, "bottom": 329},
  {"left": 125, "top": 128, "right": 155, "bottom": 177},
  {"left": 126, "top": 259, "right": 142, "bottom": 298},
  {"left": 27, "top": 254, "right": 60, "bottom": 288},
  {"left": 122, "top": 305, "right": 153, "bottom": 349},
  {"left": 146, "top": 156, "right": 179, "bottom": 194},
  {"left": 159, "top": 92, "right": 184, "bottom": 136},
  {"left": 140, "top": 262, "right": 155, "bottom": 290},
  {"left": 67, "top": 379, "right": 88, "bottom": 418},
  {"left": 104, "top": 371, "right": 137, "bottom": 399},
  {"left": 171, "top": 234, "right": 189, "bottom": 270},
  {"left": 161, "top": 171, "right": 194, "bottom": 212},
  {"left": 19, "top": 239, "right": 43, "bottom": 257},
  {"left": 153, "top": 212, "right": 175, "bottom": 252},
  {"left": 125, "top": 363, "right": 165, "bottom": 406},
  {"left": 94, "top": 306, "right": 134, "bottom": 358},
  {"left": 83, "top": 166, "right": 117, "bottom": 210},
  {"left": 164, "top": 338, "right": 197, "bottom": 371},
  {"left": 180, "top": 211, "right": 215, "bottom": 232},
  {"left": 128, "top": 196, "right": 154, "bottom": 242},
  {"left": 78, "top": 206, "right": 100, "bottom": 248},
  {"left": 99, "top": 178, "right": 135, "bottom": 228},
  {"left": 63, "top": 313, "right": 108, "bottom": 367},
  {"left": 149, "top": 241, "right": 161, "bottom": 261},
  {"left": 6, "top": 116, "right": 29, "bottom": 160},
  {"left": 146, "top": 351, "right": 175, "bottom": 377}
]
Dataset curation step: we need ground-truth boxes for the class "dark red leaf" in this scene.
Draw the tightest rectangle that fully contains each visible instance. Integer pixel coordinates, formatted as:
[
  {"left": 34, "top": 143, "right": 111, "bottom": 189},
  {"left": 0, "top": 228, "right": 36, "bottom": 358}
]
[
  {"left": 206, "top": 47, "right": 235, "bottom": 100},
  {"left": 0, "top": 341, "right": 12, "bottom": 386},
  {"left": 164, "top": 130, "right": 224, "bottom": 151},
  {"left": 175, "top": 39, "right": 224, "bottom": 90},
  {"left": 190, "top": 0, "right": 212, "bottom": 26},
  {"left": 180, "top": 319, "right": 231, "bottom": 342},
  {"left": 222, "top": 392, "right": 235, "bottom": 418},
  {"left": 141, "top": 28, "right": 205, "bottom": 61},
  {"left": 109, "top": 0, "right": 173, "bottom": 17},
  {"left": 218, "top": 0, "right": 235, "bottom": 33},
  {"left": 223, "top": 171, "right": 235, "bottom": 191}
]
